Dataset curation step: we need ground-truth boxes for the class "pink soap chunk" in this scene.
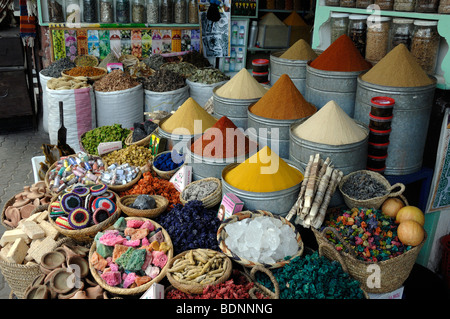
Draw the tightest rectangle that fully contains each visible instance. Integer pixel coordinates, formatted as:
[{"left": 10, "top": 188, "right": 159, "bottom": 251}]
[
  {"left": 141, "top": 251, "right": 153, "bottom": 270},
  {"left": 101, "top": 271, "right": 121, "bottom": 286},
  {"left": 139, "top": 220, "right": 155, "bottom": 231},
  {"left": 151, "top": 250, "right": 168, "bottom": 268},
  {"left": 99, "top": 232, "right": 125, "bottom": 246},
  {"left": 122, "top": 272, "right": 137, "bottom": 288},
  {"left": 123, "top": 239, "right": 141, "bottom": 247},
  {"left": 127, "top": 219, "right": 145, "bottom": 228},
  {"left": 144, "top": 265, "right": 160, "bottom": 279},
  {"left": 141, "top": 237, "right": 150, "bottom": 247}
]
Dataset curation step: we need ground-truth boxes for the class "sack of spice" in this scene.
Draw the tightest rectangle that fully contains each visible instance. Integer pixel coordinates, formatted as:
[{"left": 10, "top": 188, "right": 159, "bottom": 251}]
[{"left": 186, "top": 68, "right": 229, "bottom": 107}]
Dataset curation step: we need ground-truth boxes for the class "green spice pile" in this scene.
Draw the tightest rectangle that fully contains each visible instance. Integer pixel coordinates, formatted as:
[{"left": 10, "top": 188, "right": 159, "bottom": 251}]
[
  {"left": 141, "top": 69, "right": 186, "bottom": 92},
  {"left": 41, "top": 57, "right": 76, "bottom": 78},
  {"left": 161, "top": 62, "right": 198, "bottom": 78},
  {"left": 188, "top": 68, "right": 229, "bottom": 84},
  {"left": 255, "top": 252, "right": 365, "bottom": 299},
  {"left": 143, "top": 54, "right": 166, "bottom": 70},
  {"left": 81, "top": 124, "right": 131, "bottom": 155}
]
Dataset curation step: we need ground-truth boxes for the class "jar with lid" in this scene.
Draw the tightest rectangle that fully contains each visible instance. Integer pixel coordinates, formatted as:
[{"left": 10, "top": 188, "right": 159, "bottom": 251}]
[
  {"left": 66, "top": 0, "right": 81, "bottom": 22},
  {"left": 132, "top": 0, "right": 146, "bottom": 22},
  {"left": 411, "top": 20, "right": 440, "bottom": 74},
  {"left": 348, "top": 14, "right": 367, "bottom": 57},
  {"left": 415, "top": 0, "right": 439, "bottom": 12},
  {"left": 188, "top": 0, "right": 198, "bottom": 24},
  {"left": 174, "top": 0, "right": 187, "bottom": 24},
  {"left": 340, "top": 0, "right": 356, "bottom": 7},
  {"left": 356, "top": 0, "right": 373, "bottom": 8},
  {"left": 161, "top": 0, "right": 173, "bottom": 23},
  {"left": 325, "top": 0, "right": 340, "bottom": 6},
  {"left": 48, "top": 0, "right": 64, "bottom": 22},
  {"left": 439, "top": 0, "right": 450, "bottom": 12},
  {"left": 147, "top": 0, "right": 159, "bottom": 23},
  {"left": 374, "top": 0, "right": 394, "bottom": 9},
  {"left": 389, "top": 18, "right": 413, "bottom": 52},
  {"left": 83, "top": 0, "right": 97, "bottom": 22},
  {"left": 116, "top": 0, "right": 130, "bottom": 23},
  {"left": 330, "top": 12, "right": 349, "bottom": 44},
  {"left": 365, "top": 16, "right": 391, "bottom": 64},
  {"left": 100, "top": 0, "right": 113, "bottom": 22},
  {"left": 393, "top": 0, "right": 415, "bottom": 11}
]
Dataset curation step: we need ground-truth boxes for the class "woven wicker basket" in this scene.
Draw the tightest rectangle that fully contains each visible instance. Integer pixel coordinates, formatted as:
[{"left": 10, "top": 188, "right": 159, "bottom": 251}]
[
  {"left": 217, "top": 210, "right": 304, "bottom": 269},
  {"left": 0, "top": 236, "right": 75, "bottom": 299},
  {"left": 61, "top": 67, "right": 107, "bottom": 81},
  {"left": 166, "top": 249, "right": 232, "bottom": 294},
  {"left": 117, "top": 194, "right": 169, "bottom": 218},
  {"left": 74, "top": 55, "right": 99, "bottom": 67},
  {"left": 180, "top": 177, "right": 222, "bottom": 209},
  {"left": 107, "top": 170, "right": 143, "bottom": 193},
  {"left": 312, "top": 226, "right": 426, "bottom": 293},
  {"left": 339, "top": 170, "right": 406, "bottom": 210},
  {"left": 88, "top": 217, "right": 173, "bottom": 296},
  {"left": 47, "top": 192, "right": 121, "bottom": 243},
  {"left": 152, "top": 151, "right": 185, "bottom": 180},
  {"left": 124, "top": 127, "right": 158, "bottom": 147}
]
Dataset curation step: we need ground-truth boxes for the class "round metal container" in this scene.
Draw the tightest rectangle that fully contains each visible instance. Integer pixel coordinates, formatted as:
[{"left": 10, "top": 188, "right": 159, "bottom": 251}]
[
  {"left": 221, "top": 161, "right": 304, "bottom": 217},
  {"left": 212, "top": 85, "right": 263, "bottom": 130},
  {"left": 305, "top": 63, "right": 369, "bottom": 118},
  {"left": 270, "top": 50, "right": 309, "bottom": 95},
  {"left": 354, "top": 76, "right": 436, "bottom": 175},
  {"left": 247, "top": 105, "right": 303, "bottom": 159}
]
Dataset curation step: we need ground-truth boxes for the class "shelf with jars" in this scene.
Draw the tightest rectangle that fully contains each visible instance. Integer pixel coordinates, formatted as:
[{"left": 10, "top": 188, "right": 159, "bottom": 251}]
[{"left": 311, "top": 0, "right": 450, "bottom": 89}]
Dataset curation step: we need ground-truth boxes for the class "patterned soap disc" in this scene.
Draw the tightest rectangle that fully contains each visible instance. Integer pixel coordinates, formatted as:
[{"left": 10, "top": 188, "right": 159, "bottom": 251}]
[
  {"left": 68, "top": 207, "right": 91, "bottom": 229},
  {"left": 60, "top": 193, "right": 83, "bottom": 214},
  {"left": 71, "top": 186, "right": 90, "bottom": 197},
  {"left": 49, "top": 211, "right": 66, "bottom": 220},
  {"left": 84, "top": 194, "right": 92, "bottom": 210},
  {"left": 100, "top": 191, "right": 115, "bottom": 201},
  {"left": 90, "top": 183, "right": 108, "bottom": 196},
  {"left": 55, "top": 216, "right": 74, "bottom": 230},
  {"left": 92, "top": 208, "right": 110, "bottom": 225},
  {"left": 92, "top": 197, "right": 116, "bottom": 215},
  {"left": 50, "top": 201, "right": 63, "bottom": 212}
]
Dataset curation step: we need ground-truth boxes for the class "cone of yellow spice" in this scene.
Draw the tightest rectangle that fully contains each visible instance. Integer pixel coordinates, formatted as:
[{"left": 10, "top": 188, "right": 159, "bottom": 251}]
[
  {"left": 160, "top": 97, "right": 217, "bottom": 135},
  {"left": 224, "top": 146, "right": 303, "bottom": 192}
]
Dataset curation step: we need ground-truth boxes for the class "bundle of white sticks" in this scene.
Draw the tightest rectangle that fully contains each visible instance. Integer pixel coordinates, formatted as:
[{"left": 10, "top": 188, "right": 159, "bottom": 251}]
[{"left": 286, "top": 153, "right": 343, "bottom": 229}]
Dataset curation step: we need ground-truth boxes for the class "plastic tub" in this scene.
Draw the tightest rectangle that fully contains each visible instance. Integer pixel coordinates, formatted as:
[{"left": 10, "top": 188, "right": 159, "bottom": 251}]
[
  {"left": 367, "top": 154, "right": 387, "bottom": 170},
  {"left": 252, "top": 59, "right": 269, "bottom": 73},
  {"left": 369, "top": 113, "right": 393, "bottom": 130},
  {"left": 370, "top": 96, "right": 395, "bottom": 117},
  {"left": 368, "top": 127, "right": 391, "bottom": 144},
  {"left": 368, "top": 141, "right": 389, "bottom": 157}
]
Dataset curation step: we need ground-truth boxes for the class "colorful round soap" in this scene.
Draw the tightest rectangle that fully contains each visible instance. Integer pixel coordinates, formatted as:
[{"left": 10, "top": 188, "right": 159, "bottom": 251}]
[
  {"left": 71, "top": 186, "right": 90, "bottom": 197},
  {"left": 60, "top": 193, "right": 83, "bottom": 213},
  {"left": 93, "top": 208, "right": 110, "bottom": 224},
  {"left": 68, "top": 207, "right": 91, "bottom": 229},
  {"left": 101, "top": 191, "right": 115, "bottom": 201},
  {"left": 50, "top": 201, "right": 63, "bottom": 212},
  {"left": 55, "top": 216, "right": 74, "bottom": 230},
  {"left": 91, "top": 197, "right": 116, "bottom": 215},
  {"left": 90, "top": 184, "right": 107, "bottom": 196}
]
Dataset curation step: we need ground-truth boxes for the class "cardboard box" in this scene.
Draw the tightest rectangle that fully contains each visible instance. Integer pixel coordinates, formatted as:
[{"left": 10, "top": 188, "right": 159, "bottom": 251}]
[
  {"left": 217, "top": 193, "right": 244, "bottom": 221},
  {"left": 170, "top": 165, "right": 192, "bottom": 192},
  {"left": 140, "top": 283, "right": 165, "bottom": 299},
  {"left": 368, "top": 286, "right": 404, "bottom": 299}
]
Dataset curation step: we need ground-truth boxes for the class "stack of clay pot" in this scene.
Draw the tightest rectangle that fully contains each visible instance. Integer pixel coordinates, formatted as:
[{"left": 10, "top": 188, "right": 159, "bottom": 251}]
[
  {"left": 3, "top": 181, "right": 52, "bottom": 229},
  {"left": 24, "top": 242, "right": 114, "bottom": 299}
]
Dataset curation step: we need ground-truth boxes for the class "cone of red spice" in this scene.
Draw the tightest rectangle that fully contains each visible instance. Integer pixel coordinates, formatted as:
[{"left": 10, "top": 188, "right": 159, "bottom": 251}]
[
  {"left": 190, "top": 116, "right": 257, "bottom": 158},
  {"left": 309, "top": 35, "right": 372, "bottom": 72}
]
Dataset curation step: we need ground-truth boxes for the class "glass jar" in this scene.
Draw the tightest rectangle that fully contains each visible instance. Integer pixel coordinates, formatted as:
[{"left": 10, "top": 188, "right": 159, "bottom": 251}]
[
  {"left": 330, "top": 12, "right": 350, "bottom": 44},
  {"left": 188, "top": 0, "right": 198, "bottom": 24},
  {"left": 116, "top": 0, "right": 130, "bottom": 23},
  {"left": 83, "top": 0, "right": 97, "bottom": 22},
  {"left": 411, "top": 20, "right": 440, "bottom": 74},
  {"left": 439, "top": 0, "right": 450, "bottom": 12},
  {"left": 66, "top": 0, "right": 81, "bottom": 22},
  {"left": 48, "top": 0, "right": 64, "bottom": 22},
  {"left": 389, "top": 18, "right": 413, "bottom": 51},
  {"left": 415, "top": 0, "right": 439, "bottom": 12},
  {"left": 348, "top": 14, "right": 367, "bottom": 57},
  {"left": 356, "top": 0, "right": 373, "bottom": 8},
  {"left": 325, "top": 0, "right": 340, "bottom": 6},
  {"left": 374, "top": 0, "right": 394, "bottom": 9},
  {"left": 147, "top": 0, "right": 159, "bottom": 23},
  {"left": 340, "top": 0, "right": 356, "bottom": 7},
  {"left": 132, "top": 0, "right": 146, "bottom": 22},
  {"left": 161, "top": 0, "right": 173, "bottom": 23},
  {"left": 174, "top": 0, "right": 186, "bottom": 24},
  {"left": 100, "top": 0, "right": 113, "bottom": 22},
  {"left": 365, "top": 16, "right": 391, "bottom": 64},
  {"left": 393, "top": 0, "right": 416, "bottom": 10}
]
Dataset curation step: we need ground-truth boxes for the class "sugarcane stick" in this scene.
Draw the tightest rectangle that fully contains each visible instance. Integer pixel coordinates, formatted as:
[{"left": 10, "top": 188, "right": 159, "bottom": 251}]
[
  {"left": 303, "top": 153, "right": 321, "bottom": 209},
  {"left": 308, "top": 165, "right": 334, "bottom": 220},
  {"left": 291, "top": 154, "right": 314, "bottom": 221},
  {"left": 312, "top": 170, "right": 343, "bottom": 229},
  {"left": 314, "top": 157, "right": 331, "bottom": 193}
]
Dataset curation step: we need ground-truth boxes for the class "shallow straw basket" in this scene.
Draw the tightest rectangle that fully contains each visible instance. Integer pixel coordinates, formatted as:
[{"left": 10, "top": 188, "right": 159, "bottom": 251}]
[
  {"left": 117, "top": 194, "right": 169, "bottom": 218},
  {"left": 166, "top": 249, "right": 233, "bottom": 294},
  {"left": 74, "top": 55, "right": 99, "bottom": 67},
  {"left": 61, "top": 67, "right": 108, "bottom": 81},
  {"left": 47, "top": 192, "right": 121, "bottom": 243},
  {"left": 125, "top": 129, "right": 157, "bottom": 147},
  {"left": 312, "top": 226, "right": 426, "bottom": 293},
  {"left": 88, "top": 217, "right": 173, "bottom": 296},
  {"left": 180, "top": 177, "right": 222, "bottom": 209},
  {"left": 152, "top": 151, "right": 186, "bottom": 180},
  {"left": 339, "top": 170, "right": 406, "bottom": 210},
  {"left": 107, "top": 169, "right": 143, "bottom": 193},
  {"left": 217, "top": 210, "right": 304, "bottom": 269},
  {"left": 0, "top": 234, "right": 74, "bottom": 299}
]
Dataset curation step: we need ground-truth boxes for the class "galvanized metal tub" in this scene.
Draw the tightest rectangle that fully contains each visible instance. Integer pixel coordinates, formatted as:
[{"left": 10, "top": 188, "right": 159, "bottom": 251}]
[
  {"left": 354, "top": 76, "right": 436, "bottom": 175},
  {"left": 270, "top": 50, "right": 309, "bottom": 95},
  {"left": 305, "top": 63, "right": 369, "bottom": 118},
  {"left": 212, "top": 85, "right": 263, "bottom": 130},
  {"left": 247, "top": 105, "right": 303, "bottom": 159},
  {"left": 221, "top": 161, "right": 304, "bottom": 217}
]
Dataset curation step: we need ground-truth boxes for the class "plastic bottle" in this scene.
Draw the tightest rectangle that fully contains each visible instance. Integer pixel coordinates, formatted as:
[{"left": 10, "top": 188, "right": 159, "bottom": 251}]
[
  {"left": 230, "top": 48, "right": 236, "bottom": 71},
  {"left": 224, "top": 57, "right": 230, "bottom": 72},
  {"left": 231, "top": 22, "right": 238, "bottom": 45},
  {"left": 249, "top": 20, "right": 258, "bottom": 48},
  {"left": 238, "top": 25, "right": 245, "bottom": 45}
]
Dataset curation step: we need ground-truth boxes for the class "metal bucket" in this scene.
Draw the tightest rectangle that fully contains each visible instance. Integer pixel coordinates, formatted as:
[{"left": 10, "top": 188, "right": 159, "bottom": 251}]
[
  {"left": 247, "top": 105, "right": 301, "bottom": 159},
  {"left": 212, "top": 85, "right": 262, "bottom": 130},
  {"left": 221, "top": 161, "right": 304, "bottom": 217},
  {"left": 354, "top": 76, "right": 436, "bottom": 175},
  {"left": 270, "top": 50, "right": 308, "bottom": 95},
  {"left": 305, "top": 64, "right": 368, "bottom": 118}
]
